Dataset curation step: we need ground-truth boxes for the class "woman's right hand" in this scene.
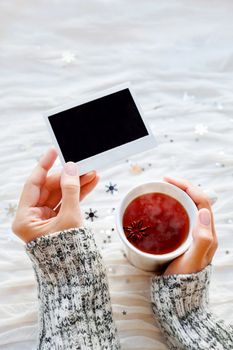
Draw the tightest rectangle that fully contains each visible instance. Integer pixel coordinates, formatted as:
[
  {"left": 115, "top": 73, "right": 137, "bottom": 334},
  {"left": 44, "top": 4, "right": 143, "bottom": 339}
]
[
  {"left": 12, "top": 147, "right": 99, "bottom": 243},
  {"left": 163, "top": 176, "right": 218, "bottom": 275}
]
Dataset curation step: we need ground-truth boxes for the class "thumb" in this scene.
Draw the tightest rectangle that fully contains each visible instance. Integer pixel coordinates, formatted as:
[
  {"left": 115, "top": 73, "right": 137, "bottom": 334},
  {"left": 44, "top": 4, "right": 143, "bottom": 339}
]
[
  {"left": 192, "top": 208, "right": 213, "bottom": 256},
  {"left": 58, "top": 162, "right": 82, "bottom": 223}
]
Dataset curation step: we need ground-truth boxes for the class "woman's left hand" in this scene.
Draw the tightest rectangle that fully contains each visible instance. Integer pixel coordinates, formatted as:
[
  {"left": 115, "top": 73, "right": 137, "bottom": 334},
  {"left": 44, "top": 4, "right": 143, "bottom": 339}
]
[{"left": 163, "top": 176, "right": 218, "bottom": 275}]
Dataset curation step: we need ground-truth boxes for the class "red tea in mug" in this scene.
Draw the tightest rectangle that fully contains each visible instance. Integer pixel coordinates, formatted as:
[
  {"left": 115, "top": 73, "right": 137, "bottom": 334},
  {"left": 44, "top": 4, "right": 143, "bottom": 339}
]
[{"left": 122, "top": 192, "right": 189, "bottom": 254}]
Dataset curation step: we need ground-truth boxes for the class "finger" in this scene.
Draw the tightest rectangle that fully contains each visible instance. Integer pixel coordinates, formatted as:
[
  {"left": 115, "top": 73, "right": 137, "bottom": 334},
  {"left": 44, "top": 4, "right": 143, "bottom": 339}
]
[
  {"left": 44, "top": 170, "right": 97, "bottom": 190},
  {"left": 38, "top": 170, "right": 97, "bottom": 207},
  {"left": 164, "top": 176, "right": 191, "bottom": 191},
  {"left": 32, "top": 206, "right": 57, "bottom": 220},
  {"left": 58, "top": 162, "right": 82, "bottom": 223},
  {"left": 48, "top": 171, "right": 96, "bottom": 208},
  {"left": 36, "top": 172, "right": 61, "bottom": 207},
  {"left": 54, "top": 175, "right": 100, "bottom": 214},
  {"left": 164, "top": 208, "right": 216, "bottom": 276},
  {"left": 80, "top": 174, "right": 100, "bottom": 201},
  {"left": 80, "top": 171, "right": 97, "bottom": 187},
  {"left": 191, "top": 208, "right": 214, "bottom": 263},
  {"left": 164, "top": 176, "right": 210, "bottom": 209},
  {"left": 19, "top": 147, "right": 58, "bottom": 208},
  {"left": 46, "top": 190, "right": 62, "bottom": 210},
  {"left": 164, "top": 176, "right": 218, "bottom": 245}
]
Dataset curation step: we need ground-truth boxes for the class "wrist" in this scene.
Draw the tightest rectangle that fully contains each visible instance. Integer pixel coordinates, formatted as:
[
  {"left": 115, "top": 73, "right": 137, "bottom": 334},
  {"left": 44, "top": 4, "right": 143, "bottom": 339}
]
[
  {"left": 26, "top": 226, "right": 101, "bottom": 283},
  {"left": 151, "top": 264, "right": 212, "bottom": 318}
]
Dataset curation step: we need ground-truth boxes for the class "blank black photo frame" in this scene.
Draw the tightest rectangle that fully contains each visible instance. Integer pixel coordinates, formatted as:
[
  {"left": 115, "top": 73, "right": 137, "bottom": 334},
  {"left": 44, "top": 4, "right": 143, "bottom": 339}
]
[{"left": 44, "top": 83, "right": 156, "bottom": 175}]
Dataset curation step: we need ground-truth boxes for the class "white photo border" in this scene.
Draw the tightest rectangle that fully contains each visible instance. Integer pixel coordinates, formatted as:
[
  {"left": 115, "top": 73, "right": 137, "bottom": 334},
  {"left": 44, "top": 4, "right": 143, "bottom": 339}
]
[{"left": 43, "top": 82, "right": 157, "bottom": 175}]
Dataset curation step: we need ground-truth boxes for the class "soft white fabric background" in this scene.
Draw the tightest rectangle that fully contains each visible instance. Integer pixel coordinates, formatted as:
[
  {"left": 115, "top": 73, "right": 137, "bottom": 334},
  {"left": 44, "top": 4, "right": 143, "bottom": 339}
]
[{"left": 0, "top": 0, "right": 233, "bottom": 349}]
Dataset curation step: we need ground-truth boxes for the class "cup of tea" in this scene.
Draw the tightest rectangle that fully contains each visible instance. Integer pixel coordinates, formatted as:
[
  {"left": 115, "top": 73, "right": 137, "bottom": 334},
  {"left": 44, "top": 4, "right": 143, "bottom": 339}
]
[{"left": 115, "top": 181, "right": 198, "bottom": 271}]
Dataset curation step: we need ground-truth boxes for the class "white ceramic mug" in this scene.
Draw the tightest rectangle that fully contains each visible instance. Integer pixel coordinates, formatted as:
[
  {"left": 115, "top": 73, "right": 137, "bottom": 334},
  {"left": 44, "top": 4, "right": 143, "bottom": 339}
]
[{"left": 115, "top": 181, "right": 198, "bottom": 272}]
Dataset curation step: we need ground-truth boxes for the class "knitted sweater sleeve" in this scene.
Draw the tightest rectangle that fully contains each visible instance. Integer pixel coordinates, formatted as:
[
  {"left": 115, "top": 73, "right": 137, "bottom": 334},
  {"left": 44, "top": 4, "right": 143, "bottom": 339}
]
[
  {"left": 26, "top": 226, "right": 121, "bottom": 350},
  {"left": 151, "top": 265, "right": 233, "bottom": 350}
]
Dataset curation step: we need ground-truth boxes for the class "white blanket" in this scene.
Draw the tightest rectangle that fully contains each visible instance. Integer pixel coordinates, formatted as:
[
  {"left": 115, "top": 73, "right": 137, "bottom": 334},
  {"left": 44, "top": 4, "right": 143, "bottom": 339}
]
[{"left": 0, "top": 0, "right": 233, "bottom": 349}]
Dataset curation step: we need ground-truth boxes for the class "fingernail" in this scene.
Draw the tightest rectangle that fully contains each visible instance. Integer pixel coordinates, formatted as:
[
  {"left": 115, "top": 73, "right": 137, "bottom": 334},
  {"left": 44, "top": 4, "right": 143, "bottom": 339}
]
[
  {"left": 199, "top": 209, "right": 210, "bottom": 226},
  {"left": 64, "top": 162, "right": 77, "bottom": 176}
]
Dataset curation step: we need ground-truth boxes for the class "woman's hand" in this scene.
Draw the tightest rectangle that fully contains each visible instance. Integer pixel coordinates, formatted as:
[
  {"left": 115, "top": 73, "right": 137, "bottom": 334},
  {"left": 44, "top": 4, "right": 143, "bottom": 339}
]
[
  {"left": 12, "top": 147, "right": 99, "bottom": 243},
  {"left": 163, "top": 176, "right": 218, "bottom": 275}
]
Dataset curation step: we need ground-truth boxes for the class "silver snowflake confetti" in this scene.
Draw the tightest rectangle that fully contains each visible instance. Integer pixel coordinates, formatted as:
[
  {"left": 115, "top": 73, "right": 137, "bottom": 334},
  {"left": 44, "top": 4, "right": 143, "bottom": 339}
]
[
  {"left": 85, "top": 209, "right": 98, "bottom": 221},
  {"left": 105, "top": 182, "right": 118, "bottom": 194},
  {"left": 5, "top": 203, "right": 17, "bottom": 217},
  {"left": 61, "top": 51, "right": 76, "bottom": 64},
  {"left": 194, "top": 124, "right": 208, "bottom": 136}
]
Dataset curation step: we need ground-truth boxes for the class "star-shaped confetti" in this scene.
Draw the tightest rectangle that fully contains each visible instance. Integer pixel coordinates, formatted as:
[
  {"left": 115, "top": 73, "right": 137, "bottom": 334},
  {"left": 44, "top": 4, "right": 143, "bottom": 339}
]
[
  {"left": 129, "top": 164, "right": 143, "bottom": 174},
  {"left": 61, "top": 51, "right": 76, "bottom": 64},
  {"left": 194, "top": 124, "right": 208, "bottom": 136},
  {"left": 105, "top": 182, "right": 118, "bottom": 194},
  {"left": 85, "top": 208, "right": 98, "bottom": 221},
  {"left": 5, "top": 203, "right": 17, "bottom": 217}
]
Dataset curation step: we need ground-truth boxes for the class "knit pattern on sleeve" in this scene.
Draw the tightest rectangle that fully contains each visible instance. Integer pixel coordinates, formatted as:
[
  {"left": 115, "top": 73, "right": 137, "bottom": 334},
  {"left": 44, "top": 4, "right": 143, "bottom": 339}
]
[
  {"left": 151, "top": 265, "right": 233, "bottom": 350},
  {"left": 26, "top": 227, "right": 121, "bottom": 350}
]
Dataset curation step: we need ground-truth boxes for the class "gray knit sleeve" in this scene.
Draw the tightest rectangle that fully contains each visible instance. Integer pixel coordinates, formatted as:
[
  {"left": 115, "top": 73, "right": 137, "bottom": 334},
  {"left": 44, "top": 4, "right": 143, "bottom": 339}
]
[
  {"left": 26, "top": 226, "right": 121, "bottom": 350},
  {"left": 151, "top": 265, "right": 233, "bottom": 350}
]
